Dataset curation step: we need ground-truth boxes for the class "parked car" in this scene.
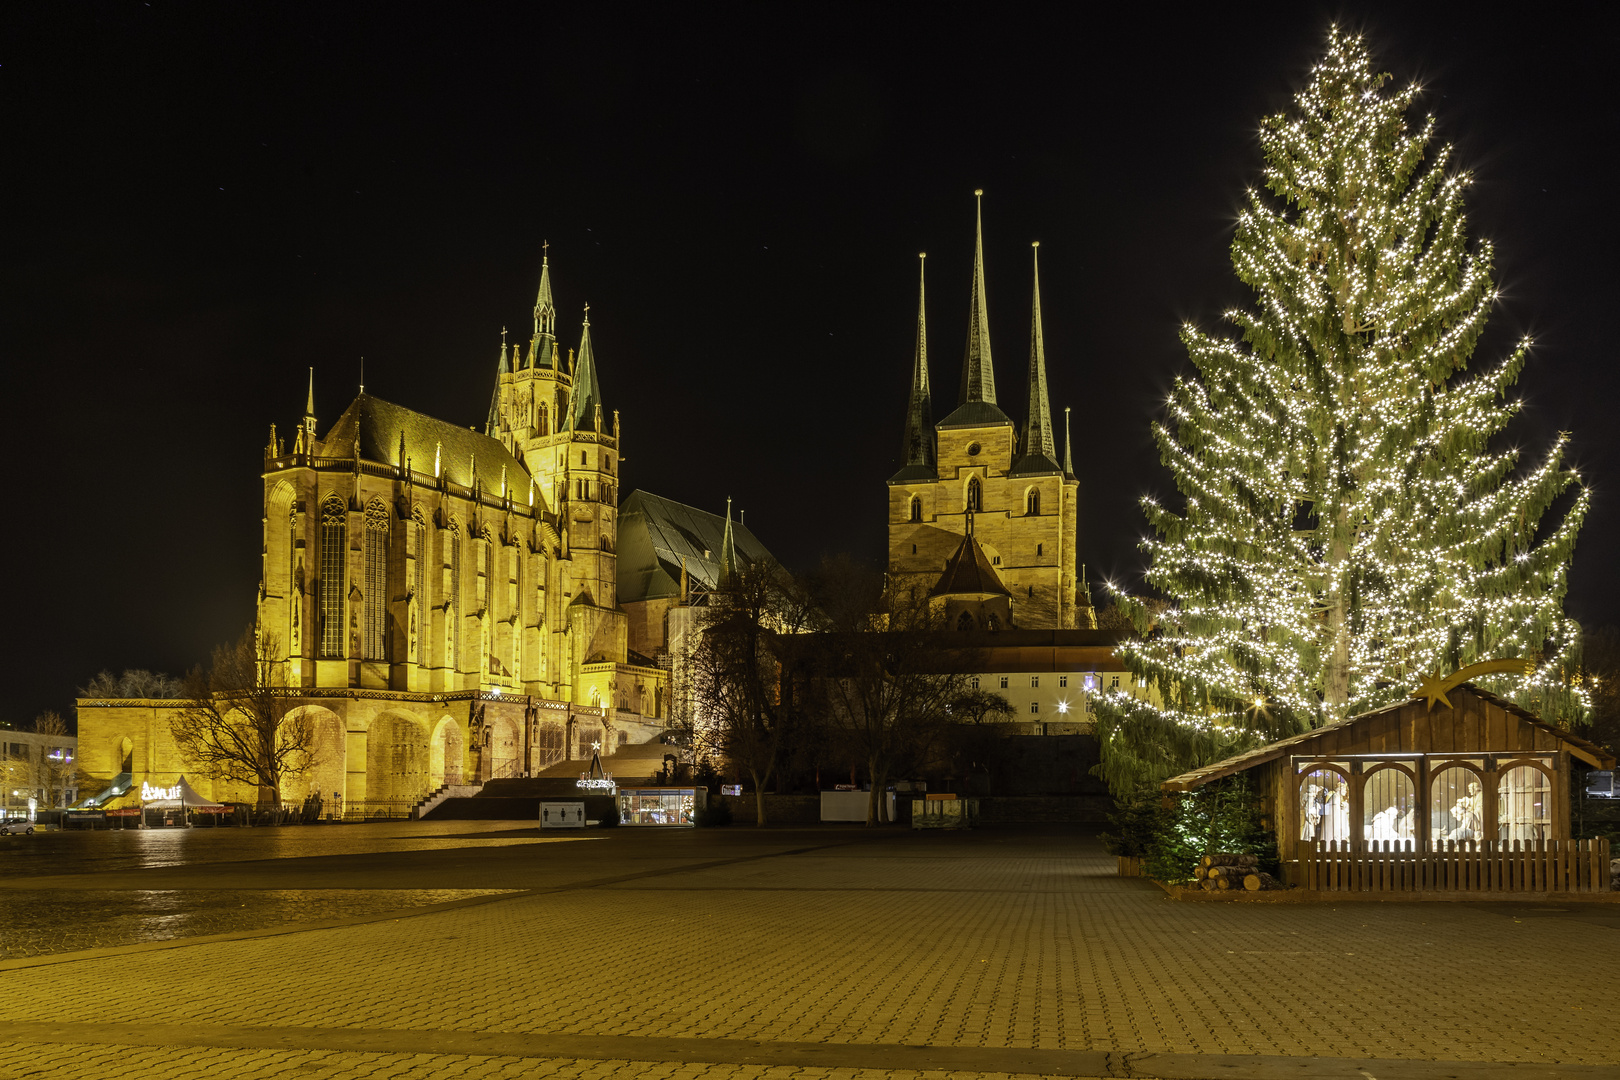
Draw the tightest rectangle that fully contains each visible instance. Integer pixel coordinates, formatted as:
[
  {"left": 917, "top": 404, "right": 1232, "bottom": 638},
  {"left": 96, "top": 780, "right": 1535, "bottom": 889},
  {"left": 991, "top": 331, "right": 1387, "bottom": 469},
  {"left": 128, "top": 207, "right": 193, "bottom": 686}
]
[{"left": 0, "top": 820, "right": 36, "bottom": 835}]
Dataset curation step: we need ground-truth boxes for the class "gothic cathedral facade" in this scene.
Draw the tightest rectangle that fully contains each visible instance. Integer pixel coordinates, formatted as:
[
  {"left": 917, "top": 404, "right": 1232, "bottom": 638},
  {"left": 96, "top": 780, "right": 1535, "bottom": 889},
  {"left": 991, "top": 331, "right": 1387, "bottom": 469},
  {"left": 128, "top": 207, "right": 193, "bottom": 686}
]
[{"left": 886, "top": 193, "right": 1093, "bottom": 631}]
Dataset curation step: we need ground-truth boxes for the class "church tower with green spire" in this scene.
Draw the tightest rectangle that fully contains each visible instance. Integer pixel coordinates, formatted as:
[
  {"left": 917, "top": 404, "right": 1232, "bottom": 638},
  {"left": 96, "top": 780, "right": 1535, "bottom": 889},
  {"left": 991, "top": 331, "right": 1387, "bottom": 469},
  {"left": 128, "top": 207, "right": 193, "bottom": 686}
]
[{"left": 886, "top": 193, "right": 1088, "bottom": 629}]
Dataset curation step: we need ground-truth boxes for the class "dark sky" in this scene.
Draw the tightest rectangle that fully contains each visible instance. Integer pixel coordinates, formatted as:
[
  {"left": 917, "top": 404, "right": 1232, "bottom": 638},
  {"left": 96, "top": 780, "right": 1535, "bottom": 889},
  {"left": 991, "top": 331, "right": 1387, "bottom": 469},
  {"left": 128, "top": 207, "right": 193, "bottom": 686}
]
[{"left": 6, "top": 3, "right": 1618, "bottom": 725}]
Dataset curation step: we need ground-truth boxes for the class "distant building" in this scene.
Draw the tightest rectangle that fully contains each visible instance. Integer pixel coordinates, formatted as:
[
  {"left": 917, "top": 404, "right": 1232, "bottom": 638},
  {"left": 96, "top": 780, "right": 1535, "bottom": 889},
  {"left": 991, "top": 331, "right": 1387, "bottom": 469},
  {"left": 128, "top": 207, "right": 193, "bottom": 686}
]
[
  {"left": 1, "top": 730, "right": 77, "bottom": 819},
  {"left": 77, "top": 256, "right": 668, "bottom": 815},
  {"left": 887, "top": 193, "right": 1093, "bottom": 630}
]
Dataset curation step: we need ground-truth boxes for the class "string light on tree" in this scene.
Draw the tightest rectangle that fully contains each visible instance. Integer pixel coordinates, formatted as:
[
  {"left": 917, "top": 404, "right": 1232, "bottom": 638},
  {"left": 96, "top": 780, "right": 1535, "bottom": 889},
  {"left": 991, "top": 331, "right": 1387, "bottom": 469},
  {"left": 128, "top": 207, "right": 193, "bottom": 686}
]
[{"left": 1092, "top": 28, "right": 1588, "bottom": 796}]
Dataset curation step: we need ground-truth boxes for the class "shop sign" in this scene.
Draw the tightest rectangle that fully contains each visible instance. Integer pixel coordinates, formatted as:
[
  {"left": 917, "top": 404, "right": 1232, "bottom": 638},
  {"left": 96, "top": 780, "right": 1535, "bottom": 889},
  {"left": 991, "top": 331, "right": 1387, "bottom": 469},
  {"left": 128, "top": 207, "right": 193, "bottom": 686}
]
[
  {"left": 141, "top": 782, "right": 180, "bottom": 801},
  {"left": 721, "top": 784, "right": 742, "bottom": 796},
  {"left": 576, "top": 776, "right": 615, "bottom": 790}
]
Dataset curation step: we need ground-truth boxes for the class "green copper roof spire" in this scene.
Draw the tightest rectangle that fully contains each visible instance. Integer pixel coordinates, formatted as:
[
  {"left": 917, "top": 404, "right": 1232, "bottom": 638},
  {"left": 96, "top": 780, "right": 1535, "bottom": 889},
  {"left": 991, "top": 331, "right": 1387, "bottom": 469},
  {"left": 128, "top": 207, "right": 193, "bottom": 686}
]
[
  {"left": 958, "top": 189, "right": 996, "bottom": 406},
  {"left": 570, "top": 304, "right": 603, "bottom": 432},
  {"left": 1009, "top": 242, "right": 1061, "bottom": 475},
  {"left": 1023, "top": 241, "right": 1056, "bottom": 462},
  {"left": 720, "top": 496, "right": 738, "bottom": 588},
  {"left": 485, "top": 333, "right": 509, "bottom": 436},
  {"left": 530, "top": 244, "right": 556, "bottom": 369},
  {"left": 891, "top": 253, "right": 936, "bottom": 481}
]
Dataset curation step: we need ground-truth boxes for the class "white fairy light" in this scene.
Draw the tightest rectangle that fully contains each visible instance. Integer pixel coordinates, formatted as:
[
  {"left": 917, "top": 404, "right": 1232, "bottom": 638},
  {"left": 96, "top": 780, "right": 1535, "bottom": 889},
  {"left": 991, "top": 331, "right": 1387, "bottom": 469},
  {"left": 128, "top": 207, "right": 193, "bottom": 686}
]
[{"left": 1092, "top": 28, "right": 1588, "bottom": 797}]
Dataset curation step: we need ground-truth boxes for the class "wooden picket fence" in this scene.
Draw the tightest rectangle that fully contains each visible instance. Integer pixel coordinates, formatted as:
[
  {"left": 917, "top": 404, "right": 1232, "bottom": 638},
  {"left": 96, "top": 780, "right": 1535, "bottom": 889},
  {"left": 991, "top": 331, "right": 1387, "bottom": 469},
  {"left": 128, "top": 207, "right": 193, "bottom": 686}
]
[{"left": 1296, "top": 837, "right": 1612, "bottom": 894}]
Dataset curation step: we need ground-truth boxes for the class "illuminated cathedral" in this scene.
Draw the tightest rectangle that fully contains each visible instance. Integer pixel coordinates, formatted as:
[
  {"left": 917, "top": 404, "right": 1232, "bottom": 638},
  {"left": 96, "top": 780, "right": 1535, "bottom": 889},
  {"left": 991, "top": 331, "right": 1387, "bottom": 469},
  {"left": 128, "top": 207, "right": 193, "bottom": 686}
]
[{"left": 79, "top": 255, "right": 669, "bottom": 812}]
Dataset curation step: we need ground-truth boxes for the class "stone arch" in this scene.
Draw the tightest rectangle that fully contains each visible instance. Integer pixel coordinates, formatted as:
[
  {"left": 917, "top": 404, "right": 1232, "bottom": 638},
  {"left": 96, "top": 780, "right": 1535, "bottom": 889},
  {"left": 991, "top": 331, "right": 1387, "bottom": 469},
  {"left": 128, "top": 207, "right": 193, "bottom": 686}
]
[
  {"left": 285, "top": 705, "right": 345, "bottom": 804},
  {"left": 1024, "top": 486, "right": 1040, "bottom": 516},
  {"left": 909, "top": 496, "right": 922, "bottom": 523},
  {"left": 117, "top": 736, "right": 134, "bottom": 775},
  {"left": 965, "top": 476, "right": 982, "bottom": 513},
  {"left": 366, "top": 711, "right": 430, "bottom": 808},
  {"left": 429, "top": 715, "right": 464, "bottom": 787}
]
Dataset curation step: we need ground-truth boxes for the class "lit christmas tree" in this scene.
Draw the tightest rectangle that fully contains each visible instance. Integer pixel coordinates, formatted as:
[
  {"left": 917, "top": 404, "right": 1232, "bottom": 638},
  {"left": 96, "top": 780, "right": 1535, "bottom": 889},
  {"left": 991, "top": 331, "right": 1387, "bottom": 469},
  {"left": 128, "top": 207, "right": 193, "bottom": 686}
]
[{"left": 1096, "top": 29, "right": 1588, "bottom": 794}]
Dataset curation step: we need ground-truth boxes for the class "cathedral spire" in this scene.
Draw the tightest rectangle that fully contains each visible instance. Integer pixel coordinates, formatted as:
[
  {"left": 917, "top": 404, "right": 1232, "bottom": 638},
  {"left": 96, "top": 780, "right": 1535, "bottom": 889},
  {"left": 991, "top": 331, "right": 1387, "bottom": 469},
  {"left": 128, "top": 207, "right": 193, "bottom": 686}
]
[
  {"left": 1023, "top": 241, "right": 1056, "bottom": 463},
  {"left": 530, "top": 245, "right": 557, "bottom": 369},
  {"left": 486, "top": 334, "right": 510, "bottom": 436},
  {"left": 720, "top": 497, "right": 738, "bottom": 589},
  {"left": 300, "top": 367, "right": 317, "bottom": 442},
  {"left": 570, "top": 305, "right": 604, "bottom": 433},
  {"left": 898, "top": 252, "right": 934, "bottom": 471},
  {"left": 959, "top": 189, "right": 996, "bottom": 406}
]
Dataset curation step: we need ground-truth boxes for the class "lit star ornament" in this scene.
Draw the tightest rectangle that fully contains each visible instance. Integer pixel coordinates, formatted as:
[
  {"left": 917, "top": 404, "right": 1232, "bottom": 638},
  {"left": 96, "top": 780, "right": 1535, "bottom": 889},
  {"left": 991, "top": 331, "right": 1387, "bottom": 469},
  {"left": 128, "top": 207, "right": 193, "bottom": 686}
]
[{"left": 1415, "top": 658, "right": 1536, "bottom": 712}]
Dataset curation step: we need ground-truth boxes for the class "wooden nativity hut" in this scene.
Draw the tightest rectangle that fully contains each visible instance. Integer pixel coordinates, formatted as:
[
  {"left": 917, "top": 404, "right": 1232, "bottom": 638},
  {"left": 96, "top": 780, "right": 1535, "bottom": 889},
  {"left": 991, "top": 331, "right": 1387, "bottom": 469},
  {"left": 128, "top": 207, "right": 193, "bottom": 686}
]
[{"left": 1162, "top": 683, "right": 1615, "bottom": 894}]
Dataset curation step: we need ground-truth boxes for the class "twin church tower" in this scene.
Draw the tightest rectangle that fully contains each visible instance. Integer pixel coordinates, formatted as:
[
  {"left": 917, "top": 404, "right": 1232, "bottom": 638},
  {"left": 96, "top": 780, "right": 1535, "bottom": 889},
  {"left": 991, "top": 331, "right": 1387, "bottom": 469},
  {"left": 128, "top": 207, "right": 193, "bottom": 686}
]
[{"left": 886, "top": 192, "right": 1092, "bottom": 631}]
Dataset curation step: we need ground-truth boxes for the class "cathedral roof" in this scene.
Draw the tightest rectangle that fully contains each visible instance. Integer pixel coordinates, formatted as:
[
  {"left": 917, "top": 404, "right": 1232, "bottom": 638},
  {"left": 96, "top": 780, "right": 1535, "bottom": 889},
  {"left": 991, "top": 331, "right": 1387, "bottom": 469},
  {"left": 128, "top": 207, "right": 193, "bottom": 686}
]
[
  {"left": 887, "top": 463, "right": 939, "bottom": 484},
  {"left": 936, "top": 400, "right": 1012, "bottom": 429},
  {"left": 321, "top": 393, "right": 532, "bottom": 496},
  {"left": 617, "top": 490, "right": 776, "bottom": 604},
  {"left": 931, "top": 532, "right": 1011, "bottom": 598},
  {"left": 1007, "top": 451, "right": 1064, "bottom": 477}
]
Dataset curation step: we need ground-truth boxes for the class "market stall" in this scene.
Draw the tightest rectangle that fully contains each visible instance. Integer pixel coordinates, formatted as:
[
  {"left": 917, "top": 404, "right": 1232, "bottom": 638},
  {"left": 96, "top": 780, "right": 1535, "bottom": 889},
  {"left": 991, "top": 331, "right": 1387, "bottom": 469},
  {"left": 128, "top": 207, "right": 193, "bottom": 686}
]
[
  {"left": 617, "top": 786, "right": 704, "bottom": 826},
  {"left": 1162, "top": 683, "right": 1615, "bottom": 893},
  {"left": 134, "top": 776, "right": 228, "bottom": 828}
]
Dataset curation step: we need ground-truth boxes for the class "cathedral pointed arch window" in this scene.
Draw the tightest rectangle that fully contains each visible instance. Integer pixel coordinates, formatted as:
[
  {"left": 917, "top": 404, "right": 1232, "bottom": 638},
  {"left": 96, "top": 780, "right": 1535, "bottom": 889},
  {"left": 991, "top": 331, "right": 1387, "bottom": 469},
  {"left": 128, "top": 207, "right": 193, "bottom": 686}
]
[
  {"left": 411, "top": 509, "right": 427, "bottom": 664},
  {"left": 363, "top": 499, "right": 390, "bottom": 661},
  {"left": 319, "top": 496, "right": 347, "bottom": 658},
  {"left": 448, "top": 520, "right": 462, "bottom": 672},
  {"left": 957, "top": 610, "right": 976, "bottom": 632},
  {"left": 966, "top": 477, "right": 982, "bottom": 514},
  {"left": 909, "top": 497, "right": 922, "bottom": 523},
  {"left": 1026, "top": 488, "right": 1040, "bottom": 516}
]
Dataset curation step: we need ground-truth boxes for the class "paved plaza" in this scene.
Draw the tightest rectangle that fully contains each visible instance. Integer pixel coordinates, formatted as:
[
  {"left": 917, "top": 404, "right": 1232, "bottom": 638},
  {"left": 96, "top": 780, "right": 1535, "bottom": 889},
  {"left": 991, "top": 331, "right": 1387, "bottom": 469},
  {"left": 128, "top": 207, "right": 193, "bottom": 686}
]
[{"left": 1, "top": 822, "right": 1617, "bottom": 1080}]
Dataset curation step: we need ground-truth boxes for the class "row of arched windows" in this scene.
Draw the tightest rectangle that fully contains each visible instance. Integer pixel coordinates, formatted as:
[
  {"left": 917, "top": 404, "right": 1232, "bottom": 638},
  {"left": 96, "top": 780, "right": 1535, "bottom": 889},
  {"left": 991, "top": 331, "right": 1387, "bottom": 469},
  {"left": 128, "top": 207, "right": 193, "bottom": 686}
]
[{"left": 905, "top": 481, "right": 1046, "bottom": 521}]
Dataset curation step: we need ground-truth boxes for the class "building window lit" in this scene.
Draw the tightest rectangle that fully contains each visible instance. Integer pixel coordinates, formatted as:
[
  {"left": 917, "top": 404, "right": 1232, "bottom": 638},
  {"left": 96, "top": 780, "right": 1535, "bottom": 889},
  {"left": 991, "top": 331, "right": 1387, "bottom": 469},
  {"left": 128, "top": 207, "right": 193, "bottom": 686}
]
[
  {"left": 319, "top": 496, "right": 347, "bottom": 658},
  {"left": 363, "top": 500, "right": 389, "bottom": 661}
]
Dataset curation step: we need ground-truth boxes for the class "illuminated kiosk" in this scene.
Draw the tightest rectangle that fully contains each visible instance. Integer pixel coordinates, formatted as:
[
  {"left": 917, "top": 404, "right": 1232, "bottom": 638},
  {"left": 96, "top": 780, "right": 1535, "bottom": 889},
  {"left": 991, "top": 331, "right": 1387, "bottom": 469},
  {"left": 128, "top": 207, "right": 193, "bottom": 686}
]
[
  {"left": 569, "top": 736, "right": 705, "bottom": 826},
  {"left": 1161, "top": 681, "right": 1615, "bottom": 894},
  {"left": 617, "top": 786, "right": 705, "bottom": 827}
]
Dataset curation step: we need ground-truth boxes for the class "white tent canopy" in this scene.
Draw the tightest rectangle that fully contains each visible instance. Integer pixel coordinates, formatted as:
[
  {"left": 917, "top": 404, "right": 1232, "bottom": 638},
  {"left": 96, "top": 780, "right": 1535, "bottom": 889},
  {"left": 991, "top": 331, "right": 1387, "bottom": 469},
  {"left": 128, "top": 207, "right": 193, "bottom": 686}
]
[{"left": 140, "top": 776, "right": 225, "bottom": 811}]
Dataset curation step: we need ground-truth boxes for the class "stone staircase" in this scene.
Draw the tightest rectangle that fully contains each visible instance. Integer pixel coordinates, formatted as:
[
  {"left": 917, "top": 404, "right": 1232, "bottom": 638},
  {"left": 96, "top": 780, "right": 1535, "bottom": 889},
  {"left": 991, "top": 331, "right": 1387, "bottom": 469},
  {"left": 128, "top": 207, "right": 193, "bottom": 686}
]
[{"left": 411, "top": 783, "right": 482, "bottom": 819}]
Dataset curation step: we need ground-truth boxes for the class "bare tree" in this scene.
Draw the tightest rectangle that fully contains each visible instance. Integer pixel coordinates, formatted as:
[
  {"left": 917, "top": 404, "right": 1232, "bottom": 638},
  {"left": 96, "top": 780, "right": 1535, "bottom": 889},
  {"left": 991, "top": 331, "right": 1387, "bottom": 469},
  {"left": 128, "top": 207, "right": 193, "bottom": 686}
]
[
  {"left": 169, "top": 628, "right": 317, "bottom": 811},
  {"left": 688, "top": 561, "right": 816, "bottom": 825},
  {"left": 30, "top": 711, "right": 74, "bottom": 808},
  {"left": 801, "top": 561, "right": 980, "bottom": 825},
  {"left": 81, "top": 669, "right": 183, "bottom": 699}
]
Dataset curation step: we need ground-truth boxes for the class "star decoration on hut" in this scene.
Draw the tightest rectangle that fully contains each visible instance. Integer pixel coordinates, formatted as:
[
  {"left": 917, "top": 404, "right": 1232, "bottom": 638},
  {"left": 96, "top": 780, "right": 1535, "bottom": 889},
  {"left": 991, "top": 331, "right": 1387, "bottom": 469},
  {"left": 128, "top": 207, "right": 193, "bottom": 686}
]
[{"left": 1415, "top": 658, "right": 1536, "bottom": 712}]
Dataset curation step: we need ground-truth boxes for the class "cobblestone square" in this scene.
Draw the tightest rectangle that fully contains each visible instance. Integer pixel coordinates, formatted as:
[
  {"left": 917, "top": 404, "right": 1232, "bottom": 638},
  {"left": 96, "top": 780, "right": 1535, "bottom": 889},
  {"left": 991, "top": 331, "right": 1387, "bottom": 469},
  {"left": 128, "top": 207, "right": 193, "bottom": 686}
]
[{"left": 1, "top": 823, "right": 1616, "bottom": 1080}]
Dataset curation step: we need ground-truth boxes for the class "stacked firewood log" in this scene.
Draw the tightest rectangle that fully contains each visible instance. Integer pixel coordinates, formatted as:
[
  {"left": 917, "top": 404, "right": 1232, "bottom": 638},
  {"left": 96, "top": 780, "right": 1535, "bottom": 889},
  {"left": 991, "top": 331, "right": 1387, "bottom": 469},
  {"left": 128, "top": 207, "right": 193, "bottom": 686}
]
[{"left": 1192, "top": 853, "right": 1278, "bottom": 892}]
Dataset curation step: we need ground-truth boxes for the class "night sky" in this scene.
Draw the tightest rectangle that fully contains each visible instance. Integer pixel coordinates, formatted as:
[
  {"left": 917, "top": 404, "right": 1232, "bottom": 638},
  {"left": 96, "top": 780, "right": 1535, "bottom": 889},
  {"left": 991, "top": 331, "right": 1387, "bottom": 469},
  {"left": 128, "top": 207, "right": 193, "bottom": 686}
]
[{"left": 7, "top": 4, "right": 1618, "bottom": 726}]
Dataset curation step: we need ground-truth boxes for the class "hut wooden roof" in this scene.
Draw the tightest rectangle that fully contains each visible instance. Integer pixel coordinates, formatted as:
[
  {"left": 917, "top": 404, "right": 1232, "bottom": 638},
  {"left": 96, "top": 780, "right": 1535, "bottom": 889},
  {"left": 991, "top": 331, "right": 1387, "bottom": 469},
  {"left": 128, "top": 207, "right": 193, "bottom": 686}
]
[{"left": 1161, "top": 684, "right": 1615, "bottom": 792}]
